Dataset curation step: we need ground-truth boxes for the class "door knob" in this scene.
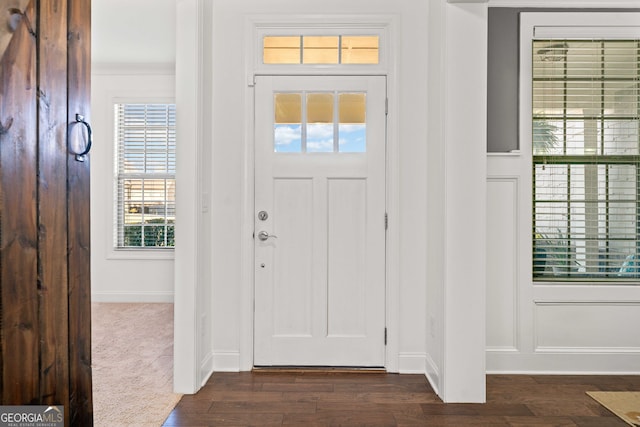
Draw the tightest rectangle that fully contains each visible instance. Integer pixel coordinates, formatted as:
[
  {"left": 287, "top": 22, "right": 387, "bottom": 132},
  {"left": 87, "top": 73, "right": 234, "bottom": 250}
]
[{"left": 257, "top": 231, "right": 277, "bottom": 241}]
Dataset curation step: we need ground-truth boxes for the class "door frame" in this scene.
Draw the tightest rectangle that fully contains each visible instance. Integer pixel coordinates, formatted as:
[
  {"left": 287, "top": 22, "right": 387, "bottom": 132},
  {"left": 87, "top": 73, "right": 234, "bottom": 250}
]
[{"left": 239, "top": 15, "right": 401, "bottom": 372}]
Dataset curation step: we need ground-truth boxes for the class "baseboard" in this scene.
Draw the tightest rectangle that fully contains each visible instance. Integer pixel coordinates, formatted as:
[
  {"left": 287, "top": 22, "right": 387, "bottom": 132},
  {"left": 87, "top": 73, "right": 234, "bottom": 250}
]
[
  {"left": 92, "top": 62, "right": 175, "bottom": 76},
  {"left": 425, "top": 353, "right": 441, "bottom": 397},
  {"left": 487, "top": 351, "right": 640, "bottom": 374},
  {"left": 200, "top": 352, "right": 214, "bottom": 386},
  {"left": 212, "top": 351, "right": 241, "bottom": 372},
  {"left": 92, "top": 291, "right": 174, "bottom": 303},
  {"left": 398, "top": 352, "right": 427, "bottom": 374}
]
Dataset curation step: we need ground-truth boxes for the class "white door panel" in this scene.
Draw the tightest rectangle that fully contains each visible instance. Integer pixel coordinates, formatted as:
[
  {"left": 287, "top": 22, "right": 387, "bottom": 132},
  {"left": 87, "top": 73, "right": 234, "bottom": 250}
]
[{"left": 254, "top": 75, "right": 386, "bottom": 367}]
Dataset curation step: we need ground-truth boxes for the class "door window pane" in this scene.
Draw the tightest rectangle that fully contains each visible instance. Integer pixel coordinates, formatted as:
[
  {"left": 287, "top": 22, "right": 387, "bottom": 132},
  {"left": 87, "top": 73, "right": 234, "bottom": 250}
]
[
  {"left": 307, "top": 93, "right": 334, "bottom": 152},
  {"left": 339, "top": 93, "right": 366, "bottom": 152},
  {"left": 274, "top": 93, "right": 302, "bottom": 153},
  {"left": 303, "top": 36, "right": 339, "bottom": 64},
  {"left": 273, "top": 91, "right": 371, "bottom": 154},
  {"left": 263, "top": 35, "right": 380, "bottom": 65},
  {"left": 341, "top": 36, "right": 379, "bottom": 64},
  {"left": 264, "top": 36, "right": 301, "bottom": 64}
]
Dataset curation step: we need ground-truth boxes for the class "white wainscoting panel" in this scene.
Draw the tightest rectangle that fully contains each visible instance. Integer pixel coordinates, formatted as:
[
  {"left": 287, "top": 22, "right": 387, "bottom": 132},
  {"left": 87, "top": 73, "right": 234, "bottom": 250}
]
[
  {"left": 535, "top": 302, "right": 640, "bottom": 352},
  {"left": 486, "top": 177, "right": 519, "bottom": 351}
]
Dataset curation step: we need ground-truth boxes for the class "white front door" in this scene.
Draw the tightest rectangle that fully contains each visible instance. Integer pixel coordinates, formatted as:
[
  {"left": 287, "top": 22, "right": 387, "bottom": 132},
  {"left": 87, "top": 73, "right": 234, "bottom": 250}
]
[{"left": 254, "top": 75, "right": 387, "bottom": 367}]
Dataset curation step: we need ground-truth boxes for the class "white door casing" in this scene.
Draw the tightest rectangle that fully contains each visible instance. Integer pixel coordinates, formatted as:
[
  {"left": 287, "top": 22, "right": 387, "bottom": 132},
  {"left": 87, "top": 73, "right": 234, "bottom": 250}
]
[{"left": 254, "top": 75, "right": 387, "bottom": 367}]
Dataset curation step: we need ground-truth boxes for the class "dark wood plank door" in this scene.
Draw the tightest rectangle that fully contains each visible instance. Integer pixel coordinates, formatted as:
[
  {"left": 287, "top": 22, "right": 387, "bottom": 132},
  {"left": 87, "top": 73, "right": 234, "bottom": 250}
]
[{"left": 0, "top": 1, "right": 92, "bottom": 425}]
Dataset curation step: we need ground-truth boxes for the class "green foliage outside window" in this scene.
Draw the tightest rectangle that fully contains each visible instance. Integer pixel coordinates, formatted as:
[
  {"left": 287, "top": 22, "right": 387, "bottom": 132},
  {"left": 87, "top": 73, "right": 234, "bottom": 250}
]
[{"left": 123, "top": 218, "right": 175, "bottom": 247}]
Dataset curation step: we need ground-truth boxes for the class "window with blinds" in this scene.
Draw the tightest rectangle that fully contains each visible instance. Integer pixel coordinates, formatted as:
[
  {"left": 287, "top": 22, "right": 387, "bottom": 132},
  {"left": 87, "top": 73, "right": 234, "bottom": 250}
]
[
  {"left": 532, "top": 40, "right": 640, "bottom": 280},
  {"left": 115, "top": 103, "right": 176, "bottom": 248}
]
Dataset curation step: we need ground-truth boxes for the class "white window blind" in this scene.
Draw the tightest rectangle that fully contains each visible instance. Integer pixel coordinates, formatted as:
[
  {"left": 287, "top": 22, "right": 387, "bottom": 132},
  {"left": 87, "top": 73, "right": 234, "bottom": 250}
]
[
  {"left": 532, "top": 40, "right": 640, "bottom": 280},
  {"left": 115, "top": 103, "right": 176, "bottom": 248}
]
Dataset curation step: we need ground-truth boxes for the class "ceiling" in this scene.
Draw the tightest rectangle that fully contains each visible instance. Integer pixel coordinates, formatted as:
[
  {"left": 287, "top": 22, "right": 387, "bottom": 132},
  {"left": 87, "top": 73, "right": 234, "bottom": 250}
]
[{"left": 92, "top": 0, "right": 176, "bottom": 67}]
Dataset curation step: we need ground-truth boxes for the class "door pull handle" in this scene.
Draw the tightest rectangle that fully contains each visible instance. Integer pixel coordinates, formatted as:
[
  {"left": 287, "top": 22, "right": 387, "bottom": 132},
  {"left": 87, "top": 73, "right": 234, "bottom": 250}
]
[{"left": 70, "top": 114, "right": 93, "bottom": 162}]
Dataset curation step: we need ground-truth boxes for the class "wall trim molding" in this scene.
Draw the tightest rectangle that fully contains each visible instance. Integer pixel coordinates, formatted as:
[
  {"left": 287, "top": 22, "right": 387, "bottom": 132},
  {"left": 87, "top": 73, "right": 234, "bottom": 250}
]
[
  {"left": 486, "top": 177, "right": 520, "bottom": 352},
  {"left": 488, "top": 0, "right": 640, "bottom": 7},
  {"left": 92, "top": 62, "right": 175, "bottom": 76},
  {"left": 91, "top": 291, "right": 174, "bottom": 303},
  {"left": 487, "top": 347, "right": 520, "bottom": 353},
  {"left": 487, "top": 352, "right": 640, "bottom": 373},
  {"left": 200, "top": 352, "right": 214, "bottom": 385}
]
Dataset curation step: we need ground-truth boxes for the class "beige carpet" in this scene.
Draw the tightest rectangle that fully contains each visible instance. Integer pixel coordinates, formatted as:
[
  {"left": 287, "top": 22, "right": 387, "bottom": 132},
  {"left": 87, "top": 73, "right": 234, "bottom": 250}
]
[
  {"left": 92, "top": 303, "right": 182, "bottom": 427},
  {"left": 587, "top": 391, "right": 640, "bottom": 426}
]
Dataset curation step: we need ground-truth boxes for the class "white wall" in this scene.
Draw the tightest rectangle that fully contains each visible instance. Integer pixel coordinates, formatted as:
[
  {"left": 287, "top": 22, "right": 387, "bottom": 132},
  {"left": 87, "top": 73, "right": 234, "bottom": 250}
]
[
  {"left": 441, "top": 2, "right": 487, "bottom": 403},
  {"left": 91, "top": 0, "right": 177, "bottom": 303},
  {"left": 425, "top": 0, "right": 488, "bottom": 403},
  {"left": 92, "top": 0, "right": 176, "bottom": 68},
  {"left": 426, "top": 0, "right": 447, "bottom": 397},
  {"left": 90, "top": 70, "right": 176, "bottom": 302},
  {"left": 174, "top": 0, "right": 214, "bottom": 392}
]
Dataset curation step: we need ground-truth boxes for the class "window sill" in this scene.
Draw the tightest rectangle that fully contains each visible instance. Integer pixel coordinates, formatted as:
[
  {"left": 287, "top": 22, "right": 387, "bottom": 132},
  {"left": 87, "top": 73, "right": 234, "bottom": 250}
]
[
  {"left": 107, "top": 248, "right": 175, "bottom": 261},
  {"left": 487, "top": 150, "right": 521, "bottom": 157}
]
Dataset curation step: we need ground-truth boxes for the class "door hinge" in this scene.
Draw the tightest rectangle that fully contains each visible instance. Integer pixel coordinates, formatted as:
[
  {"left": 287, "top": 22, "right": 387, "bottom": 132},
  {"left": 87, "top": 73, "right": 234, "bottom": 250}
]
[
  {"left": 384, "top": 213, "right": 388, "bottom": 230},
  {"left": 385, "top": 98, "right": 388, "bottom": 116},
  {"left": 384, "top": 327, "right": 387, "bottom": 346}
]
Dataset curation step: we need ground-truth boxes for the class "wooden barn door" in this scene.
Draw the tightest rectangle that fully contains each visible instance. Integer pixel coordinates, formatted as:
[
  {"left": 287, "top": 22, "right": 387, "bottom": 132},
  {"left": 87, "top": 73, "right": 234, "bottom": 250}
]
[{"left": 0, "top": 1, "right": 92, "bottom": 425}]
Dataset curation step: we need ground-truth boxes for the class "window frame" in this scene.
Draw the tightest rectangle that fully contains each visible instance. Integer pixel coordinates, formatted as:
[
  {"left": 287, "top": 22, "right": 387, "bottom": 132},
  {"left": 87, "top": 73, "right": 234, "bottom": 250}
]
[
  {"left": 251, "top": 20, "right": 390, "bottom": 76},
  {"left": 521, "top": 12, "right": 640, "bottom": 285},
  {"left": 109, "top": 96, "right": 176, "bottom": 260}
]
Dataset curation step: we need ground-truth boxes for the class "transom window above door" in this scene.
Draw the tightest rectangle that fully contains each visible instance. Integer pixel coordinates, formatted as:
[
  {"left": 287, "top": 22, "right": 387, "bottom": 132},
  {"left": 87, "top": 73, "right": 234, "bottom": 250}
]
[
  {"left": 263, "top": 35, "right": 379, "bottom": 65},
  {"left": 274, "top": 91, "right": 366, "bottom": 153}
]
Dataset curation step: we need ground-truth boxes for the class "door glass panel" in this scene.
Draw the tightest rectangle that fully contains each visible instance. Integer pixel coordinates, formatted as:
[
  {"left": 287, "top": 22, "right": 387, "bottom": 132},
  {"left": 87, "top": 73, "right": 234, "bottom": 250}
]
[
  {"left": 274, "top": 91, "right": 370, "bottom": 153},
  {"left": 303, "top": 36, "right": 339, "bottom": 64},
  {"left": 341, "top": 36, "right": 379, "bottom": 64},
  {"left": 264, "top": 36, "right": 301, "bottom": 64},
  {"left": 307, "top": 93, "right": 334, "bottom": 152},
  {"left": 274, "top": 93, "right": 302, "bottom": 152},
  {"left": 339, "top": 93, "right": 366, "bottom": 153}
]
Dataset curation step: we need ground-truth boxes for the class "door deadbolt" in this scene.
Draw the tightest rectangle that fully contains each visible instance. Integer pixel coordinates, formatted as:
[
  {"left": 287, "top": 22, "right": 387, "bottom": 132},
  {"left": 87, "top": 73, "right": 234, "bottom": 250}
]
[{"left": 258, "top": 210, "right": 268, "bottom": 221}]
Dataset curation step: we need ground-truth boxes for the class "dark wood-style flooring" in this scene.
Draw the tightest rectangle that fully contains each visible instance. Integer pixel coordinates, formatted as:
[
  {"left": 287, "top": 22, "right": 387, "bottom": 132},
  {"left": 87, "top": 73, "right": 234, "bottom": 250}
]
[{"left": 163, "top": 372, "right": 640, "bottom": 426}]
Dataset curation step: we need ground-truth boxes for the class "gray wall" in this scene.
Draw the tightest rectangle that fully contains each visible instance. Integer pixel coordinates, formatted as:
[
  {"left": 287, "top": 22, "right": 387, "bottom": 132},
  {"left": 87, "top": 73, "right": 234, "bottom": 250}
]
[{"left": 487, "top": 8, "right": 640, "bottom": 152}]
